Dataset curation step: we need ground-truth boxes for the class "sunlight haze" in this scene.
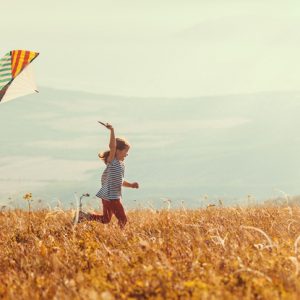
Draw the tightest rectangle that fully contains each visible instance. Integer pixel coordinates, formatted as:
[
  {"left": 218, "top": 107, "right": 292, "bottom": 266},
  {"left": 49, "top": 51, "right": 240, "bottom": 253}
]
[{"left": 2, "top": 0, "right": 300, "bottom": 97}]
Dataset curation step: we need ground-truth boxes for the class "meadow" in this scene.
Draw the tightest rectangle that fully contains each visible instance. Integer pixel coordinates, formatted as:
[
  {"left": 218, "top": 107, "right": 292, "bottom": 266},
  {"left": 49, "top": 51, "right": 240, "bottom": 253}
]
[{"left": 0, "top": 204, "right": 300, "bottom": 299}]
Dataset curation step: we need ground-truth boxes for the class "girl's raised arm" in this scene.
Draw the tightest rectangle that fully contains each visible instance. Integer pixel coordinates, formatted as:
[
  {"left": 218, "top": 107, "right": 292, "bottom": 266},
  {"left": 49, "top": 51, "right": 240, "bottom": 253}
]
[{"left": 106, "top": 124, "right": 116, "bottom": 163}]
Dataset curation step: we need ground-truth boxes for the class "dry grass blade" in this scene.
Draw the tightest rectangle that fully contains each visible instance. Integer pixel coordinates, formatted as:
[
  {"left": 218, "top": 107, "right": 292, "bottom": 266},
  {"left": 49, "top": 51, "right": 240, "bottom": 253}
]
[
  {"left": 240, "top": 225, "right": 275, "bottom": 248},
  {"left": 234, "top": 268, "right": 273, "bottom": 283},
  {"left": 294, "top": 234, "right": 300, "bottom": 255}
]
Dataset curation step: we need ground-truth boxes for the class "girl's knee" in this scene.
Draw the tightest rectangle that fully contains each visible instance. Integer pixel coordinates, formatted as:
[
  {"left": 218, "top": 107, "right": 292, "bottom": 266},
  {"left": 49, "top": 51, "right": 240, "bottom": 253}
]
[
  {"left": 118, "top": 216, "right": 127, "bottom": 228},
  {"left": 101, "top": 215, "right": 112, "bottom": 224}
]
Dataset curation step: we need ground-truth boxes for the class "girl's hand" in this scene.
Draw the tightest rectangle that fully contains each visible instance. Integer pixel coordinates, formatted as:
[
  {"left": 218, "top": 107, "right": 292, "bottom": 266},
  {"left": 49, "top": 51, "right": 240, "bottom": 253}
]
[
  {"left": 106, "top": 123, "right": 114, "bottom": 130},
  {"left": 98, "top": 121, "right": 114, "bottom": 130},
  {"left": 131, "top": 182, "right": 139, "bottom": 189}
]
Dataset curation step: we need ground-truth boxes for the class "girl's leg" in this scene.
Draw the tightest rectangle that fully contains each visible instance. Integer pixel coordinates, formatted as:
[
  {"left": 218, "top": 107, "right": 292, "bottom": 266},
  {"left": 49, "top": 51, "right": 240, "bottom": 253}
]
[
  {"left": 87, "top": 199, "right": 112, "bottom": 223},
  {"left": 77, "top": 211, "right": 90, "bottom": 223},
  {"left": 88, "top": 213, "right": 102, "bottom": 222},
  {"left": 111, "top": 200, "right": 127, "bottom": 228},
  {"left": 100, "top": 199, "right": 113, "bottom": 223}
]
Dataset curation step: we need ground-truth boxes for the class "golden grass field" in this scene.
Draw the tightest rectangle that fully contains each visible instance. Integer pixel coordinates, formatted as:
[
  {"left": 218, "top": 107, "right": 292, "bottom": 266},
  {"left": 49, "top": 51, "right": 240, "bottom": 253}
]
[{"left": 0, "top": 205, "right": 300, "bottom": 299}]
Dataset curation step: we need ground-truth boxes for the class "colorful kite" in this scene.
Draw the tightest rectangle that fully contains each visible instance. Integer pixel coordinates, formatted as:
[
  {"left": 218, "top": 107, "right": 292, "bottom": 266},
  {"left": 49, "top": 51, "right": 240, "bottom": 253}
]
[{"left": 0, "top": 50, "right": 39, "bottom": 103}]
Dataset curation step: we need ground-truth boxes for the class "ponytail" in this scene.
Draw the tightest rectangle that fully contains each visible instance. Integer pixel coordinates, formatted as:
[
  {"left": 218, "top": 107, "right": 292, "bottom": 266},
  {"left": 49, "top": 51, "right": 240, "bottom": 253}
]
[
  {"left": 98, "top": 137, "right": 130, "bottom": 164},
  {"left": 98, "top": 150, "right": 110, "bottom": 164}
]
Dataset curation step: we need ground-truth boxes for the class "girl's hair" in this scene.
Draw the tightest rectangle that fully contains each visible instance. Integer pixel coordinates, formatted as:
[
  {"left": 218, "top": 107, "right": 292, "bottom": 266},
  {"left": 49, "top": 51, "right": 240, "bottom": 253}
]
[{"left": 98, "top": 137, "right": 130, "bottom": 164}]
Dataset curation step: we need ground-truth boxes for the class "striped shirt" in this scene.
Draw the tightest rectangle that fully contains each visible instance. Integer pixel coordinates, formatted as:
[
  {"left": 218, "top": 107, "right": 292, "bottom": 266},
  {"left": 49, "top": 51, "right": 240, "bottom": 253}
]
[{"left": 96, "top": 158, "right": 125, "bottom": 200}]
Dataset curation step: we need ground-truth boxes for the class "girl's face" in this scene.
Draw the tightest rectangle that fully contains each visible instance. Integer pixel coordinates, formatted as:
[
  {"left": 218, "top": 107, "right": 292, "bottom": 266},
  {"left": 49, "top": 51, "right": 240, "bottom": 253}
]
[{"left": 117, "top": 146, "right": 130, "bottom": 161}]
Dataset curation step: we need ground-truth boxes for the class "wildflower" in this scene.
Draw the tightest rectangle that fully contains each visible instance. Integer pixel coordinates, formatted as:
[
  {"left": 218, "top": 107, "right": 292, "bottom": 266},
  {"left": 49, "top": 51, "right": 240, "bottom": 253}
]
[
  {"left": 23, "top": 193, "right": 34, "bottom": 233},
  {"left": 23, "top": 193, "right": 32, "bottom": 201}
]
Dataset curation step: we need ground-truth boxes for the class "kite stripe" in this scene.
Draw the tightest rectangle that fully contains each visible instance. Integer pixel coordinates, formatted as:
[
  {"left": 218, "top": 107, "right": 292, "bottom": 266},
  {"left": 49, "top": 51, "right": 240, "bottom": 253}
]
[
  {"left": 11, "top": 51, "right": 17, "bottom": 71},
  {"left": 0, "top": 77, "right": 10, "bottom": 81},
  {"left": 12, "top": 50, "right": 21, "bottom": 77},
  {"left": 0, "top": 84, "right": 9, "bottom": 102},
  {"left": 11, "top": 50, "right": 38, "bottom": 78},
  {"left": 0, "top": 68, "right": 11, "bottom": 72},
  {"left": 0, "top": 75, "right": 11, "bottom": 79},
  {"left": 15, "top": 50, "right": 30, "bottom": 77},
  {"left": 0, "top": 53, "right": 11, "bottom": 70},
  {"left": 0, "top": 80, "right": 10, "bottom": 89},
  {"left": 0, "top": 52, "right": 12, "bottom": 90},
  {"left": 0, "top": 73, "right": 11, "bottom": 78},
  {"left": 28, "top": 52, "right": 36, "bottom": 62}
]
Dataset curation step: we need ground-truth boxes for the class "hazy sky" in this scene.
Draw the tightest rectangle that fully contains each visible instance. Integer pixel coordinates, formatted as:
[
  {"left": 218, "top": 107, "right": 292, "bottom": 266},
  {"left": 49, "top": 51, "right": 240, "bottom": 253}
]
[{"left": 2, "top": 0, "right": 300, "bottom": 97}]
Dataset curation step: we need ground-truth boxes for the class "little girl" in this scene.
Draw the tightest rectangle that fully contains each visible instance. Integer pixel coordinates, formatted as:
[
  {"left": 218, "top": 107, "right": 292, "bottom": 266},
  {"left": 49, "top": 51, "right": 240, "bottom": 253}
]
[{"left": 79, "top": 123, "right": 139, "bottom": 228}]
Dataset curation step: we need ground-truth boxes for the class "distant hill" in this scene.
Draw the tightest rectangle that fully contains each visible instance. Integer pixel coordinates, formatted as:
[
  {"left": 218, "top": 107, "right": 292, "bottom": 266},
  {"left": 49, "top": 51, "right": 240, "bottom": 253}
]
[{"left": 0, "top": 87, "right": 300, "bottom": 208}]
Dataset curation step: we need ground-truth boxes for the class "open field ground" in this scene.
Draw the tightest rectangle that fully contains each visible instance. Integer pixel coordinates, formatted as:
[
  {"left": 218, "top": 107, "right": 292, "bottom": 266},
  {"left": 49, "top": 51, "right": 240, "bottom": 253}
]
[{"left": 0, "top": 206, "right": 300, "bottom": 299}]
